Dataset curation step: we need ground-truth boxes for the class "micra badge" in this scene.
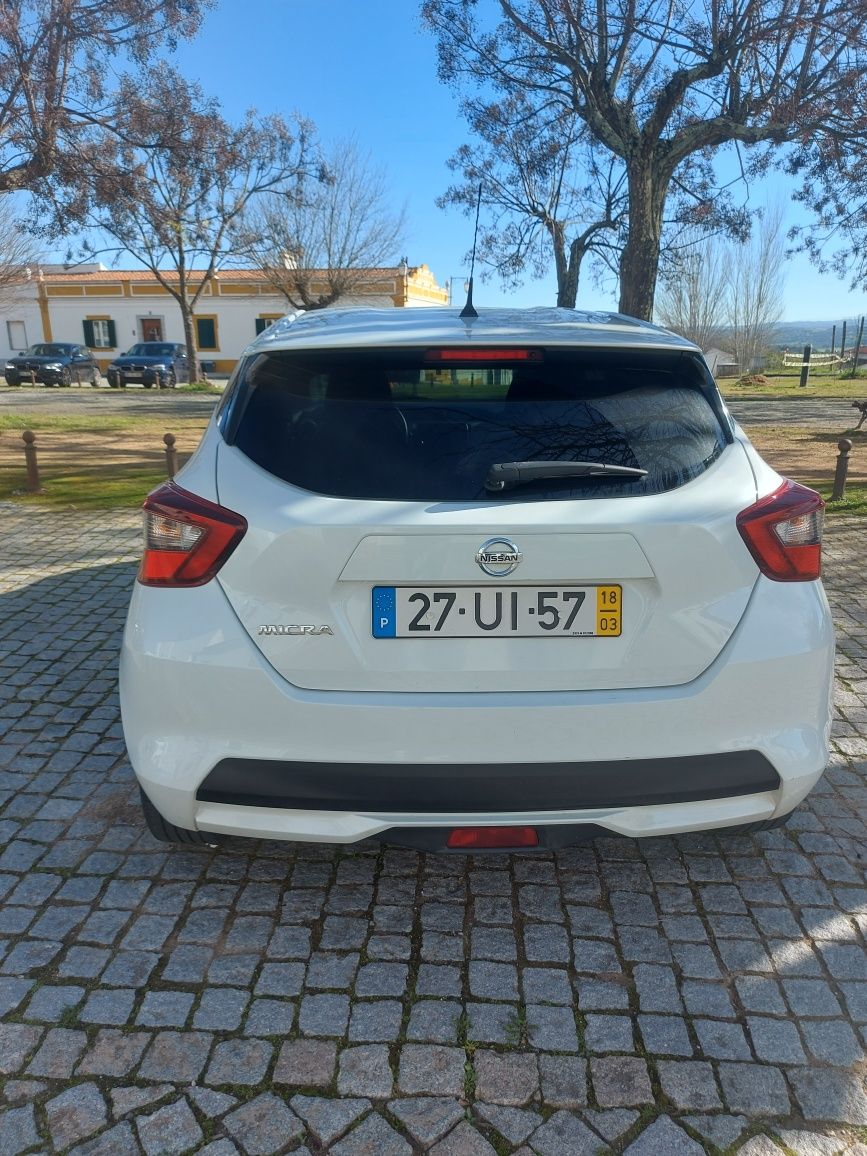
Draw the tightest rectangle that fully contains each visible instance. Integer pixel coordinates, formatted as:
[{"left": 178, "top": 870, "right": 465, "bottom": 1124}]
[{"left": 258, "top": 625, "right": 334, "bottom": 636}]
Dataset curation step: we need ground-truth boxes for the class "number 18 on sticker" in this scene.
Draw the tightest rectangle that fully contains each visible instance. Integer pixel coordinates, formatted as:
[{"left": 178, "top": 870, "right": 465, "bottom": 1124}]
[{"left": 596, "top": 585, "right": 621, "bottom": 636}]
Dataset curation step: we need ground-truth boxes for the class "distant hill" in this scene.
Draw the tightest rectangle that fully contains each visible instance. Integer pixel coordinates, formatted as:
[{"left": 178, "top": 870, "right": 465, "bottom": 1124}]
[{"left": 767, "top": 319, "right": 863, "bottom": 351}]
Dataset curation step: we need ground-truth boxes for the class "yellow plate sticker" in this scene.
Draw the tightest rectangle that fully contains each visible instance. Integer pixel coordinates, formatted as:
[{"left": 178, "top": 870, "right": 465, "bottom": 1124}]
[{"left": 595, "top": 585, "right": 622, "bottom": 636}]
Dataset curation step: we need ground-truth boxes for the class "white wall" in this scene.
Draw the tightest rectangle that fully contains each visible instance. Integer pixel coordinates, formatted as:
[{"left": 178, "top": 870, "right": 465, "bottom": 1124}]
[{"left": 0, "top": 283, "right": 46, "bottom": 362}]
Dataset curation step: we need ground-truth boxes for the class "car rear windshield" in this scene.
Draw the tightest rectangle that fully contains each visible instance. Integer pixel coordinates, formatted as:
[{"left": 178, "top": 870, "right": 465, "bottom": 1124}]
[{"left": 221, "top": 347, "right": 730, "bottom": 501}]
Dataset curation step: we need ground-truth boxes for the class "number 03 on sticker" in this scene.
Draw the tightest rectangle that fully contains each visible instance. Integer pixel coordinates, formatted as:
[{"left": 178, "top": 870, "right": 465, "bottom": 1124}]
[{"left": 372, "top": 585, "right": 622, "bottom": 638}]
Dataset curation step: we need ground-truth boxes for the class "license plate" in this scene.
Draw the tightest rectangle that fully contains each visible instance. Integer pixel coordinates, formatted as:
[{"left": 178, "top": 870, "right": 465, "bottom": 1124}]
[{"left": 372, "top": 585, "right": 621, "bottom": 638}]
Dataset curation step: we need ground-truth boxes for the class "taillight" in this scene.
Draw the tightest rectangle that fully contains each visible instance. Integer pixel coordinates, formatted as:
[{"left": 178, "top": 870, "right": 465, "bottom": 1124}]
[
  {"left": 138, "top": 482, "right": 247, "bottom": 587},
  {"left": 737, "top": 480, "right": 824, "bottom": 582}
]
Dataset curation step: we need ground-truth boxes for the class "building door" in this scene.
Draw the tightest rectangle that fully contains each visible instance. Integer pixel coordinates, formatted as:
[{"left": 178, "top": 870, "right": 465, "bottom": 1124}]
[{"left": 141, "top": 317, "right": 163, "bottom": 342}]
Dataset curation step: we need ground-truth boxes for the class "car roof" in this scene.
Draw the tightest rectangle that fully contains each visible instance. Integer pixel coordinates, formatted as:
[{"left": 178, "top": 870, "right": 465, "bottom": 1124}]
[{"left": 246, "top": 306, "right": 699, "bottom": 355}]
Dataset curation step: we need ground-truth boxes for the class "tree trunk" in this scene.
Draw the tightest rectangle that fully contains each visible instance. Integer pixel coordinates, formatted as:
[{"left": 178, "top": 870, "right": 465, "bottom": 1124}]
[
  {"left": 551, "top": 222, "right": 582, "bottom": 309},
  {"left": 618, "top": 161, "right": 666, "bottom": 320},
  {"left": 181, "top": 304, "right": 200, "bottom": 383}
]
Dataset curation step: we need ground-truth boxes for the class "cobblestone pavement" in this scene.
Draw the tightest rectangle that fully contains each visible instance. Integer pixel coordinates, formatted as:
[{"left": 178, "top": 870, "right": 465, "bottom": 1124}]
[{"left": 1, "top": 504, "right": 866, "bottom": 1156}]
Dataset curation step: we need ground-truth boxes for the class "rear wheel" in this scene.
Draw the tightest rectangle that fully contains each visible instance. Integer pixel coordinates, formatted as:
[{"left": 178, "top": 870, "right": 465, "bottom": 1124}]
[{"left": 139, "top": 787, "right": 223, "bottom": 846}]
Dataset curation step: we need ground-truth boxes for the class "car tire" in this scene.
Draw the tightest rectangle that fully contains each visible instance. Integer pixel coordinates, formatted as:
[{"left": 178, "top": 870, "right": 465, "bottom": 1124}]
[
  {"left": 5, "top": 375, "right": 19, "bottom": 387},
  {"left": 139, "top": 787, "right": 223, "bottom": 847},
  {"left": 143, "top": 379, "right": 153, "bottom": 389},
  {"left": 59, "top": 367, "right": 72, "bottom": 387},
  {"left": 167, "top": 371, "right": 177, "bottom": 389}
]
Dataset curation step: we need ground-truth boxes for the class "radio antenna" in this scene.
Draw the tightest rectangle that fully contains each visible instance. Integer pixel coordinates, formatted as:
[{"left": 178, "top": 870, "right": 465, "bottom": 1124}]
[{"left": 459, "top": 182, "right": 483, "bottom": 320}]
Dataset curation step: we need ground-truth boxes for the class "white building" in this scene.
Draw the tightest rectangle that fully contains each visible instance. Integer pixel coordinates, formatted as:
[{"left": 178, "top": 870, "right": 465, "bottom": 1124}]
[{"left": 0, "top": 263, "right": 450, "bottom": 372}]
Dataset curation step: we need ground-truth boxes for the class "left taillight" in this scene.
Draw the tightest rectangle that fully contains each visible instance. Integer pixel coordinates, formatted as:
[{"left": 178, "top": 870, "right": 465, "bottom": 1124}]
[
  {"left": 736, "top": 479, "right": 824, "bottom": 582},
  {"left": 138, "top": 482, "right": 247, "bottom": 588}
]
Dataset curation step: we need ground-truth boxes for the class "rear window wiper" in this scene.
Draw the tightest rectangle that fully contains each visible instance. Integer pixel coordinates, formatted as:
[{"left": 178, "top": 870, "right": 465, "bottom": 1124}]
[{"left": 485, "top": 460, "right": 648, "bottom": 492}]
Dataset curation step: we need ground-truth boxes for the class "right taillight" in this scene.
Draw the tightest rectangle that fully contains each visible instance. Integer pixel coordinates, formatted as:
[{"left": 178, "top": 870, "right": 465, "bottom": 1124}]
[
  {"left": 737, "top": 480, "right": 824, "bottom": 581},
  {"left": 139, "top": 482, "right": 247, "bottom": 587}
]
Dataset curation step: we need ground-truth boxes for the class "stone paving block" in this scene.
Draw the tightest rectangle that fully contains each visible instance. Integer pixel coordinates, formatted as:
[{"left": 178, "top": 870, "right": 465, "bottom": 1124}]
[
  {"left": 681, "top": 1114, "right": 747, "bottom": 1151},
  {"left": 138, "top": 1031, "right": 213, "bottom": 1083},
  {"left": 76, "top": 1029, "right": 149, "bottom": 1077},
  {"left": 329, "top": 1112, "right": 412, "bottom": 1154},
  {"left": 273, "top": 1038, "right": 336, "bottom": 1087},
  {"left": 0, "top": 1104, "right": 40, "bottom": 1155},
  {"left": 693, "top": 1018, "right": 752, "bottom": 1060},
  {"left": 244, "top": 997, "right": 296, "bottom": 1037},
  {"left": 638, "top": 1014, "right": 693, "bottom": 1057},
  {"left": 136, "top": 1097, "right": 203, "bottom": 1156},
  {"left": 299, "top": 992, "right": 351, "bottom": 1036},
  {"left": 526, "top": 1003, "right": 580, "bottom": 1051},
  {"left": 747, "top": 1016, "right": 808, "bottom": 1064},
  {"left": 224, "top": 1093, "right": 305, "bottom": 1153},
  {"left": 389, "top": 1098, "right": 466, "bottom": 1147},
  {"left": 788, "top": 1068, "right": 867, "bottom": 1125},
  {"left": 193, "top": 987, "right": 249, "bottom": 1031},
  {"left": 621, "top": 1115, "right": 705, "bottom": 1155},
  {"left": 717, "top": 1062, "right": 791, "bottom": 1116},
  {"left": 337, "top": 1044, "right": 394, "bottom": 1098},
  {"left": 537, "top": 1054, "right": 587, "bottom": 1108},
  {"left": 473, "top": 1051, "right": 540, "bottom": 1107},
  {"left": 348, "top": 998, "right": 403, "bottom": 1042},
  {"left": 79, "top": 986, "right": 135, "bottom": 1026},
  {"left": 205, "top": 1038, "right": 273, "bottom": 1087},
  {"left": 110, "top": 1084, "right": 174, "bottom": 1118},
  {"left": 43, "top": 1082, "right": 108, "bottom": 1149},
  {"left": 584, "top": 1013, "right": 634, "bottom": 1053},
  {"left": 429, "top": 1120, "right": 499, "bottom": 1155},
  {"left": 399, "top": 1045, "right": 466, "bottom": 1097},
  {"left": 26, "top": 1027, "right": 86, "bottom": 1078},
  {"left": 474, "top": 1103, "right": 541, "bottom": 1145},
  {"left": 656, "top": 1060, "right": 721, "bottom": 1110},
  {"left": 801, "top": 1017, "right": 864, "bottom": 1066},
  {"left": 590, "top": 1057, "right": 654, "bottom": 1107},
  {"left": 410, "top": 999, "right": 462, "bottom": 1043}
]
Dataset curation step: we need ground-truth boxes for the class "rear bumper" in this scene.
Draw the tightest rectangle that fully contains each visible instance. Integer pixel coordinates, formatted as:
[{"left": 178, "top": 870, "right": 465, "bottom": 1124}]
[
  {"left": 197, "top": 751, "right": 780, "bottom": 812},
  {"left": 120, "top": 572, "right": 834, "bottom": 843}
]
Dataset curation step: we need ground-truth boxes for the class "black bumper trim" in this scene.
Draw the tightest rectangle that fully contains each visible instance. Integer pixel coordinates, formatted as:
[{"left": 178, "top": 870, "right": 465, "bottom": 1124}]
[{"left": 196, "top": 752, "right": 781, "bottom": 814}]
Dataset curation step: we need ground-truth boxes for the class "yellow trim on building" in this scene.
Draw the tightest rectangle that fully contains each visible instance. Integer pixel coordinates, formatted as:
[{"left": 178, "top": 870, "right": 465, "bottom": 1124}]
[
  {"left": 46, "top": 285, "right": 85, "bottom": 296},
  {"left": 83, "top": 285, "right": 123, "bottom": 296},
  {"left": 37, "top": 280, "right": 52, "bottom": 342}
]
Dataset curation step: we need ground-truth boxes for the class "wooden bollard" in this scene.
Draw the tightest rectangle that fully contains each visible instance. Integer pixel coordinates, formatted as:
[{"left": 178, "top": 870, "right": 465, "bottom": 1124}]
[
  {"left": 22, "top": 430, "right": 44, "bottom": 493},
  {"left": 831, "top": 438, "right": 852, "bottom": 501},
  {"left": 163, "top": 432, "right": 178, "bottom": 479}
]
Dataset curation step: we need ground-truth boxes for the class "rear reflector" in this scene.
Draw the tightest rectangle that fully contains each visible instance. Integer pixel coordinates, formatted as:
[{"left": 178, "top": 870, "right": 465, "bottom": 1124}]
[
  {"left": 425, "top": 348, "right": 543, "bottom": 362},
  {"left": 737, "top": 479, "right": 824, "bottom": 581},
  {"left": 446, "top": 826, "right": 539, "bottom": 849},
  {"left": 138, "top": 482, "right": 247, "bottom": 587}
]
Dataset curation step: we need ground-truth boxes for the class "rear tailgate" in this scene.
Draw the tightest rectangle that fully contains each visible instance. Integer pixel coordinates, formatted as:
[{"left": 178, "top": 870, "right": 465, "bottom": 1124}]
[{"left": 215, "top": 439, "right": 760, "bottom": 693}]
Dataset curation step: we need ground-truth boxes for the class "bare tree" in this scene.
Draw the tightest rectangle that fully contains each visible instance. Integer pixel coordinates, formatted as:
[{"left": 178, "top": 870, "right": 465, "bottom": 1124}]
[
  {"left": 0, "top": 0, "right": 210, "bottom": 198},
  {"left": 0, "top": 200, "right": 40, "bottom": 300},
  {"left": 80, "top": 72, "right": 314, "bottom": 379},
  {"left": 655, "top": 233, "right": 728, "bottom": 351},
  {"left": 236, "top": 140, "right": 405, "bottom": 311},
  {"left": 422, "top": 0, "right": 867, "bottom": 320},
  {"left": 726, "top": 204, "right": 786, "bottom": 374},
  {"left": 439, "top": 94, "right": 626, "bottom": 307}
]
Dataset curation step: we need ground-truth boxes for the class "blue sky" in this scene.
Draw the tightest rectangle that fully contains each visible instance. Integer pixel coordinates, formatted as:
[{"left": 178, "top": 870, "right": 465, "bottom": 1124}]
[{"left": 95, "top": 0, "right": 866, "bottom": 322}]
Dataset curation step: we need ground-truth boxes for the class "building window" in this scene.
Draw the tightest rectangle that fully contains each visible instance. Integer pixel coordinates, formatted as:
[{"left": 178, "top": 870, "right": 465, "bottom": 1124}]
[
  {"left": 195, "top": 316, "right": 218, "bottom": 350},
  {"left": 6, "top": 320, "right": 27, "bottom": 350},
  {"left": 255, "top": 315, "right": 281, "bottom": 335},
  {"left": 83, "top": 318, "right": 116, "bottom": 349}
]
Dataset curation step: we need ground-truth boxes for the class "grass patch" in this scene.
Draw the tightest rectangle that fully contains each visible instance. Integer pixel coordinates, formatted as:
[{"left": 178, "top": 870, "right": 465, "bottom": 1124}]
[
  {"left": 0, "top": 414, "right": 208, "bottom": 509},
  {"left": 720, "top": 374, "right": 867, "bottom": 400}
]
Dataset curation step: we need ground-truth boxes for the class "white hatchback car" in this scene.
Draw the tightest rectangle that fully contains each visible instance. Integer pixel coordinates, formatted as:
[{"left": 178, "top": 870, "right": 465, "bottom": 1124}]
[{"left": 120, "top": 307, "right": 834, "bottom": 851}]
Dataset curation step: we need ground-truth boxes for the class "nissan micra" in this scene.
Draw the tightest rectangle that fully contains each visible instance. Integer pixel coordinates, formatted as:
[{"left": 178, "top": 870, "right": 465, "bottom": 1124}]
[{"left": 120, "top": 307, "right": 834, "bottom": 851}]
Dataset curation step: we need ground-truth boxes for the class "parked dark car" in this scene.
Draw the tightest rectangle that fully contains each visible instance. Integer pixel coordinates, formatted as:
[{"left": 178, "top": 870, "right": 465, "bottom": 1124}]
[
  {"left": 106, "top": 343, "right": 190, "bottom": 389},
  {"left": 5, "top": 343, "right": 101, "bottom": 387}
]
